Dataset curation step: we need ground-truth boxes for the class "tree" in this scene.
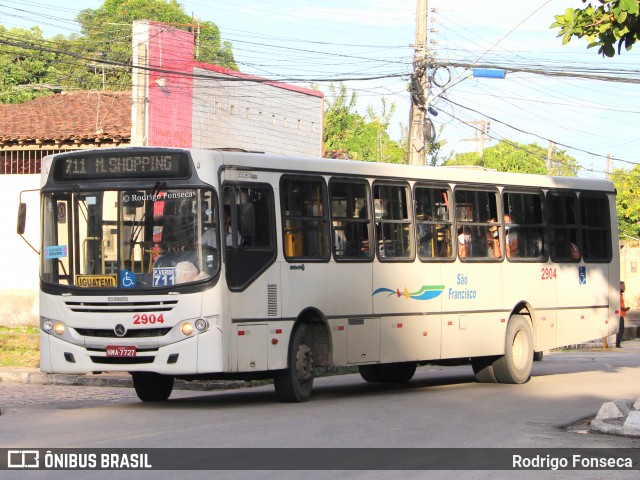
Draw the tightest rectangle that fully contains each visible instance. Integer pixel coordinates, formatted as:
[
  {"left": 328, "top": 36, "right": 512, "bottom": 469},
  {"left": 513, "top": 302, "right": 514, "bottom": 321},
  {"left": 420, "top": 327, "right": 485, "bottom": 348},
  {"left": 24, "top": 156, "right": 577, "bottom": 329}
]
[
  {"left": 0, "top": 26, "right": 58, "bottom": 103},
  {"left": 426, "top": 124, "right": 453, "bottom": 166},
  {"left": 0, "top": 0, "right": 237, "bottom": 102},
  {"left": 611, "top": 166, "right": 640, "bottom": 239},
  {"left": 445, "top": 140, "right": 579, "bottom": 176},
  {"left": 551, "top": 0, "right": 640, "bottom": 57},
  {"left": 66, "top": 0, "right": 237, "bottom": 90},
  {"left": 323, "top": 82, "right": 406, "bottom": 163}
]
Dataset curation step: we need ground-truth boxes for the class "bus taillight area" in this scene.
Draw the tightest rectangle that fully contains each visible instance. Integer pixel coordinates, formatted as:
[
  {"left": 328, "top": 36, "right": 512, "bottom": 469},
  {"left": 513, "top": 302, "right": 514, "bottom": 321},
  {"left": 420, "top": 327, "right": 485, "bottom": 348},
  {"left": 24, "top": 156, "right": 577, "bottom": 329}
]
[{"left": 38, "top": 307, "right": 224, "bottom": 376}]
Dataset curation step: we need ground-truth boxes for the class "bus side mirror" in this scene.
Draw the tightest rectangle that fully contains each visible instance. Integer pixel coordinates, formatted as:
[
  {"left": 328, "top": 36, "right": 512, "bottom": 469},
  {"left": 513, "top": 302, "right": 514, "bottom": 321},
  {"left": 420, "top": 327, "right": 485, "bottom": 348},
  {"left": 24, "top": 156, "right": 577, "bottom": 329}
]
[{"left": 17, "top": 203, "right": 27, "bottom": 235}]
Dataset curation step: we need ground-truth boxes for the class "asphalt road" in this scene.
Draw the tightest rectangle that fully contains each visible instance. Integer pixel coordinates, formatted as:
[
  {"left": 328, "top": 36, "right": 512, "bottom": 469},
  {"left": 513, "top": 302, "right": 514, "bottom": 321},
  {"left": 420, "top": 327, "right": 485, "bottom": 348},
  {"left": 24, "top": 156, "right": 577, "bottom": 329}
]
[{"left": 1, "top": 341, "right": 640, "bottom": 479}]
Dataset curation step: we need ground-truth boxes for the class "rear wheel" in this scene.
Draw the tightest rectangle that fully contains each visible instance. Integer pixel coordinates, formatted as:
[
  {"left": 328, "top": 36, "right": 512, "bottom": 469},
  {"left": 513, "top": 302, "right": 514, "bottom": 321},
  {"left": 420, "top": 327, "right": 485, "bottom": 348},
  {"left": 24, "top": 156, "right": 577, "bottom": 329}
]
[
  {"left": 132, "top": 372, "right": 174, "bottom": 402},
  {"left": 493, "top": 315, "right": 533, "bottom": 384},
  {"left": 273, "top": 324, "right": 315, "bottom": 402},
  {"left": 358, "top": 362, "right": 417, "bottom": 383}
]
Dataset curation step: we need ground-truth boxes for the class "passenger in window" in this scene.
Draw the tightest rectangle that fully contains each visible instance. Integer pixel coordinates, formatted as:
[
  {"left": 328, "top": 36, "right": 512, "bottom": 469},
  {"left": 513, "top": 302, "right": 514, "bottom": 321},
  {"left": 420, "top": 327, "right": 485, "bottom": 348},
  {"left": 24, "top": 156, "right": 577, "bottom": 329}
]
[
  {"left": 487, "top": 220, "right": 502, "bottom": 258},
  {"left": 504, "top": 214, "right": 518, "bottom": 258},
  {"left": 457, "top": 226, "right": 471, "bottom": 259},
  {"left": 570, "top": 242, "right": 580, "bottom": 260}
]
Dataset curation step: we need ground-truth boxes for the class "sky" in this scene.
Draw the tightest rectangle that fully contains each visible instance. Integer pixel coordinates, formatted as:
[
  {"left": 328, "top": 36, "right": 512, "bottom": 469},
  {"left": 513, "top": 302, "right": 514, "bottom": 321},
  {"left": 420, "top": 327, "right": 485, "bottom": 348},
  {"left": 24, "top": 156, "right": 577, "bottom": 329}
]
[{"left": 1, "top": 0, "right": 639, "bottom": 178}]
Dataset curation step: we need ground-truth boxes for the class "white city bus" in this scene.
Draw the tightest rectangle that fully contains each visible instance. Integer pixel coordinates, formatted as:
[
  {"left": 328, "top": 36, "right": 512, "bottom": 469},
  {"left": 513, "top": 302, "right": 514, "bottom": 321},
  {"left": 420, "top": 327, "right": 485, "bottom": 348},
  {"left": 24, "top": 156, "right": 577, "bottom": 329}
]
[{"left": 20, "top": 147, "right": 620, "bottom": 402}]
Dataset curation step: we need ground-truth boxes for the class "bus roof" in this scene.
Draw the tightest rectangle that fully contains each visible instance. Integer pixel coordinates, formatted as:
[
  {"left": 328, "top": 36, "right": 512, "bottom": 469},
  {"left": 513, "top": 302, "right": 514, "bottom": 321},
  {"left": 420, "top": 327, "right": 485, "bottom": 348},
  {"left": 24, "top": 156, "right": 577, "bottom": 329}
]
[{"left": 212, "top": 149, "right": 615, "bottom": 194}]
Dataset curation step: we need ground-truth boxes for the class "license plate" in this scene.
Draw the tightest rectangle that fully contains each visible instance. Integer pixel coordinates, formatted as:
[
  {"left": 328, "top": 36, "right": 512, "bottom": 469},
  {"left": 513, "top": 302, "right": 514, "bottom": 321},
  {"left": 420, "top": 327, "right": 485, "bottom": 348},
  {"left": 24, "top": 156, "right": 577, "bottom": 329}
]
[{"left": 105, "top": 346, "right": 137, "bottom": 357}]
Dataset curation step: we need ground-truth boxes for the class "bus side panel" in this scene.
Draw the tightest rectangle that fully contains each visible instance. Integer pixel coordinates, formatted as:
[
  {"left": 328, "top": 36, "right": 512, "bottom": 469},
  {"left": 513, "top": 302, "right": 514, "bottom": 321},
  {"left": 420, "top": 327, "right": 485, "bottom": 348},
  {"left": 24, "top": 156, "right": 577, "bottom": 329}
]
[
  {"left": 439, "top": 262, "right": 505, "bottom": 358},
  {"left": 373, "top": 262, "right": 442, "bottom": 361},
  {"left": 503, "top": 262, "right": 559, "bottom": 352},
  {"left": 556, "top": 263, "right": 612, "bottom": 347}
]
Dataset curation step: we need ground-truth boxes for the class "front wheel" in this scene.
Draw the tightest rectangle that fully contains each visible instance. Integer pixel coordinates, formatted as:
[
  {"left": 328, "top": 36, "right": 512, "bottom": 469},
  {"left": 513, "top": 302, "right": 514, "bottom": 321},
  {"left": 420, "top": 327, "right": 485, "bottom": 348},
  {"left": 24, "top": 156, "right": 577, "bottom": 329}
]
[
  {"left": 492, "top": 315, "right": 533, "bottom": 384},
  {"left": 273, "top": 324, "right": 315, "bottom": 402},
  {"left": 131, "top": 372, "right": 174, "bottom": 402}
]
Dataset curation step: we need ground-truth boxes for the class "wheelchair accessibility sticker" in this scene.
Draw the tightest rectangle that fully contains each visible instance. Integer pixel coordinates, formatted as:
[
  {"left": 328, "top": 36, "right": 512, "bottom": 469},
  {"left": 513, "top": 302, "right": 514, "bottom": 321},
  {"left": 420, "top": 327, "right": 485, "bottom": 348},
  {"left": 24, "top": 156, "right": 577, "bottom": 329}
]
[{"left": 120, "top": 270, "right": 136, "bottom": 289}]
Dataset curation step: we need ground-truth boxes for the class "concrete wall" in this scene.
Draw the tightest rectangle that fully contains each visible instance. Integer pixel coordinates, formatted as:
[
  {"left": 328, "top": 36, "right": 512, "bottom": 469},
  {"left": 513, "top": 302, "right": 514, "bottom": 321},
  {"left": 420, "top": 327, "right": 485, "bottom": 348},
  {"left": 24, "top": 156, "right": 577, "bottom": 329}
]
[
  {"left": 0, "top": 174, "right": 40, "bottom": 326},
  {"left": 134, "top": 21, "right": 323, "bottom": 156},
  {"left": 192, "top": 66, "right": 323, "bottom": 156}
]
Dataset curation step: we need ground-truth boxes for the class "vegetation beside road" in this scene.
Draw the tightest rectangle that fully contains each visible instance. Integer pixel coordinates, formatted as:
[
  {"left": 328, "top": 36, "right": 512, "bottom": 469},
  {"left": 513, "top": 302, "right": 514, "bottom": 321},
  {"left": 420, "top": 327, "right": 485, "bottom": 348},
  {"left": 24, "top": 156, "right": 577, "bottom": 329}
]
[{"left": 0, "top": 326, "right": 39, "bottom": 368}]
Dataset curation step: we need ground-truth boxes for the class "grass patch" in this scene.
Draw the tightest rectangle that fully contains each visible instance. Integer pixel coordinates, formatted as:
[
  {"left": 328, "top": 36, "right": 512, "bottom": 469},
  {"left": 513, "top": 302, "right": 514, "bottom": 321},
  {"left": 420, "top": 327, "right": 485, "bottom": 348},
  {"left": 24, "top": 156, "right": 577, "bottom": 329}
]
[{"left": 0, "top": 326, "right": 40, "bottom": 368}]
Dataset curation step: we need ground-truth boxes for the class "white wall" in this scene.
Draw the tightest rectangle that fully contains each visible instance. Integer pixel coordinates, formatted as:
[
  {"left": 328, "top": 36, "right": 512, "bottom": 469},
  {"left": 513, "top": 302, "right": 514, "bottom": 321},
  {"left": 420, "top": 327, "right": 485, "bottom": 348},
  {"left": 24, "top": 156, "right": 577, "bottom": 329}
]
[
  {"left": 0, "top": 174, "right": 40, "bottom": 325},
  {"left": 192, "top": 67, "right": 323, "bottom": 156}
]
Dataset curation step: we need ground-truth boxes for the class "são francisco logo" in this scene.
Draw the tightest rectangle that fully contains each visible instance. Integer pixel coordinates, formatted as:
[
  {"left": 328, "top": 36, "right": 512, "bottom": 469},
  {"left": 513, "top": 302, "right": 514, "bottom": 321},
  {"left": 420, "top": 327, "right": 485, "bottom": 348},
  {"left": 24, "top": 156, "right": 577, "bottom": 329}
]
[{"left": 373, "top": 285, "right": 444, "bottom": 301}]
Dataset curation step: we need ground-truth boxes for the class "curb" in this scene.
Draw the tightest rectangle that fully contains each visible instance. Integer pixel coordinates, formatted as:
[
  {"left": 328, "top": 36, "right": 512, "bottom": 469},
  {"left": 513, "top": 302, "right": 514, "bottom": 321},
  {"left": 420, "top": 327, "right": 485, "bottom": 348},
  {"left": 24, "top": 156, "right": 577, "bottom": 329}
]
[
  {"left": 590, "top": 398, "right": 640, "bottom": 438},
  {"left": 0, "top": 370, "right": 248, "bottom": 391}
]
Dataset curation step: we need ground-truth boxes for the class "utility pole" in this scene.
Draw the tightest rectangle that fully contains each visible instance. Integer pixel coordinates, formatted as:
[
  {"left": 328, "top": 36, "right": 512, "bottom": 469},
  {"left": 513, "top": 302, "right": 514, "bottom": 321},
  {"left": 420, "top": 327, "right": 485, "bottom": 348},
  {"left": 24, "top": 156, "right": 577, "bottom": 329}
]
[
  {"left": 461, "top": 120, "right": 488, "bottom": 157},
  {"left": 547, "top": 141, "right": 556, "bottom": 172},
  {"left": 606, "top": 154, "right": 612, "bottom": 179},
  {"left": 408, "top": 0, "right": 428, "bottom": 166}
]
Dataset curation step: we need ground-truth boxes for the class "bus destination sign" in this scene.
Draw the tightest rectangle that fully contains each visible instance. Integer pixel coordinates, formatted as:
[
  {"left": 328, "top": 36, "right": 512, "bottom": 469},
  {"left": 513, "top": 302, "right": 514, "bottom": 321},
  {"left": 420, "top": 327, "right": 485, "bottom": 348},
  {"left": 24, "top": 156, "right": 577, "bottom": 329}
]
[{"left": 53, "top": 152, "right": 191, "bottom": 180}]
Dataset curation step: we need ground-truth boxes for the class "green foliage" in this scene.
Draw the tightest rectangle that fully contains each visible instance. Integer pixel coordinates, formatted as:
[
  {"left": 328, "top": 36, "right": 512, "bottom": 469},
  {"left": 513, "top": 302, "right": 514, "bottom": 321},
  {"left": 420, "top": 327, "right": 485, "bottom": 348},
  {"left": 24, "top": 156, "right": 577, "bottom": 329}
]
[
  {"left": 611, "top": 166, "right": 640, "bottom": 239},
  {"left": 426, "top": 124, "right": 453, "bottom": 166},
  {"left": 323, "top": 82, "right": 406, "bottom": 163},
  {"left": 551, "top": 1, "right": 640, "bottom": 57},
  {"left": 445, "top": 140, "right": 579, "bottom": 176},
  {"left": 0, "top": 25, "right": 58, "bottom": 103},
  {"left": 0, "top": 0, "right": 236, "bottom": 102}
]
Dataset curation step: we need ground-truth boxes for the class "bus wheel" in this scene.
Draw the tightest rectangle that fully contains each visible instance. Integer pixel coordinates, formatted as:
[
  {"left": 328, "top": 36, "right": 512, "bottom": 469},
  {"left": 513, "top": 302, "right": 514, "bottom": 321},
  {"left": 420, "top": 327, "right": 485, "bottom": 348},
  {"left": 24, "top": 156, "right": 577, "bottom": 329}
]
[
  {"left": 358, "top": 364, "right": 382, "bottom": 382},
  {"left": 493, "top": 315, "right": 533, "bottom": 384},
  {"left": 358, "top": 362, "right": 417, "bottom": 383},
  {"left": 471, "top": 356, "right": 499, "bottom": 383},
  {"left": 132, "top": 372, "right": 174, "bottom": 402},
  {"left": 274, "top": 324, "right": 315, "bottom": 402}
]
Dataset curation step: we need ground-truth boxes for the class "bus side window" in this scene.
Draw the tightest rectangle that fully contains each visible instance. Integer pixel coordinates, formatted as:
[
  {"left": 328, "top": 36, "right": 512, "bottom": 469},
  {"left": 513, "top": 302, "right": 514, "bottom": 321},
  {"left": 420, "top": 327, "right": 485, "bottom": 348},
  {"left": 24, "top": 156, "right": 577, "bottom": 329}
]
[
  {"left": 281, "top": 176, "right": 330, "bottom": 260},
  {"left": 503, "top": 191, "right": 545, "bottom": 261},
  {"left": 329, "top": 179, "right": 372, "bottom": 260},
  {"left": 373, "top": 183, "right": 413, "bottom": 260},
  {"left": 549, "top": 193, "right": 580, "bottom": 262},
  {"left": 454, "top": 189, "right": 500, "bottom": 260},
  {"left": 580, "top": 194, "right": 611, "bottom": 262},
  {"left": 415, "top": 185, "right": 453, "bottom": 260}
]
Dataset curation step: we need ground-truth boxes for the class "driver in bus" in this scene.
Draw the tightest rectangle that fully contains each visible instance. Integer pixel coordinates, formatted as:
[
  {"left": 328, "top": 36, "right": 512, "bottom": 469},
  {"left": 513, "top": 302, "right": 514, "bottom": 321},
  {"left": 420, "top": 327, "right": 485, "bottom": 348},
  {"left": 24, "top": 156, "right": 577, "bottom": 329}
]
[{"left": 202, "top": 206, "right": 242, "bottom": 248}]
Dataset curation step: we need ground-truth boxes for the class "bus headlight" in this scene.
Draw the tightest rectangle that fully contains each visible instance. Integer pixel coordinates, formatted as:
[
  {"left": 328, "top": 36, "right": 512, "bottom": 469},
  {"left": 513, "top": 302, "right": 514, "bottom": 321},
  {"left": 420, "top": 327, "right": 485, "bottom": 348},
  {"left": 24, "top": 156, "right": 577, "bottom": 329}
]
[
  {"left": 195, "top": 318, "right": 209, "bottom": 332},
  {"left": 181, "top": 323, "right": 194, "bottom": 336},
  {"left": 43, "top": 319, "right": 54, "bottom": 332},
  {"left": 54, "top": 322, "right": 65, "bottom": 335}
]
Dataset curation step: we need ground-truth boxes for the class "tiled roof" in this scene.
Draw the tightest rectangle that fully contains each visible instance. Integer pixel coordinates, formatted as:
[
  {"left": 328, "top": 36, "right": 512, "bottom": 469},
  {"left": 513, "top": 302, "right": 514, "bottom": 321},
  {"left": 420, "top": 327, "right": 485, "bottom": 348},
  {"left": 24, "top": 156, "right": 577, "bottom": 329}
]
[{"left": 0, "top": 91, "right": 131, "bottom": 143}]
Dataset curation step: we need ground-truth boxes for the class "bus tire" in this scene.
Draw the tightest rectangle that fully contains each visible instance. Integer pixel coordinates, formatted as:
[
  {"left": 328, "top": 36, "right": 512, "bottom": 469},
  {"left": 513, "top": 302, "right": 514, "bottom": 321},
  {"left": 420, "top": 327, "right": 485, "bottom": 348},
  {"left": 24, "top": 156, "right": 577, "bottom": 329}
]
[
  {"left": 273, "top": 324, "right": 315, "bottom": 402},
  {"left": 358, "top": 362, "right": 417, "bottom": 383},
  {"left": 493, "top": 315, "right": 533, "bottom": 384},
  {"left": 471, "top": 356, "right": 499, "bottom": 383},
  {"left": 358, "top": 364, "right": 382, "bottom": 382},
  {"left": 132, "top": 372, "right": 174, "bottom": 402}
]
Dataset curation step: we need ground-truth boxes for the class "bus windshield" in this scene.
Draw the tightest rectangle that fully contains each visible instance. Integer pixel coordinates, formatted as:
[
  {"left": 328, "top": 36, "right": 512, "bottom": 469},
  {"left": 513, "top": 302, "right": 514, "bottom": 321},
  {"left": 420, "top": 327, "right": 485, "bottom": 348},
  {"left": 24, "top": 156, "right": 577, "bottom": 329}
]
[{"left": 41, "top": 187, "right": 219, "bottom": 290}]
